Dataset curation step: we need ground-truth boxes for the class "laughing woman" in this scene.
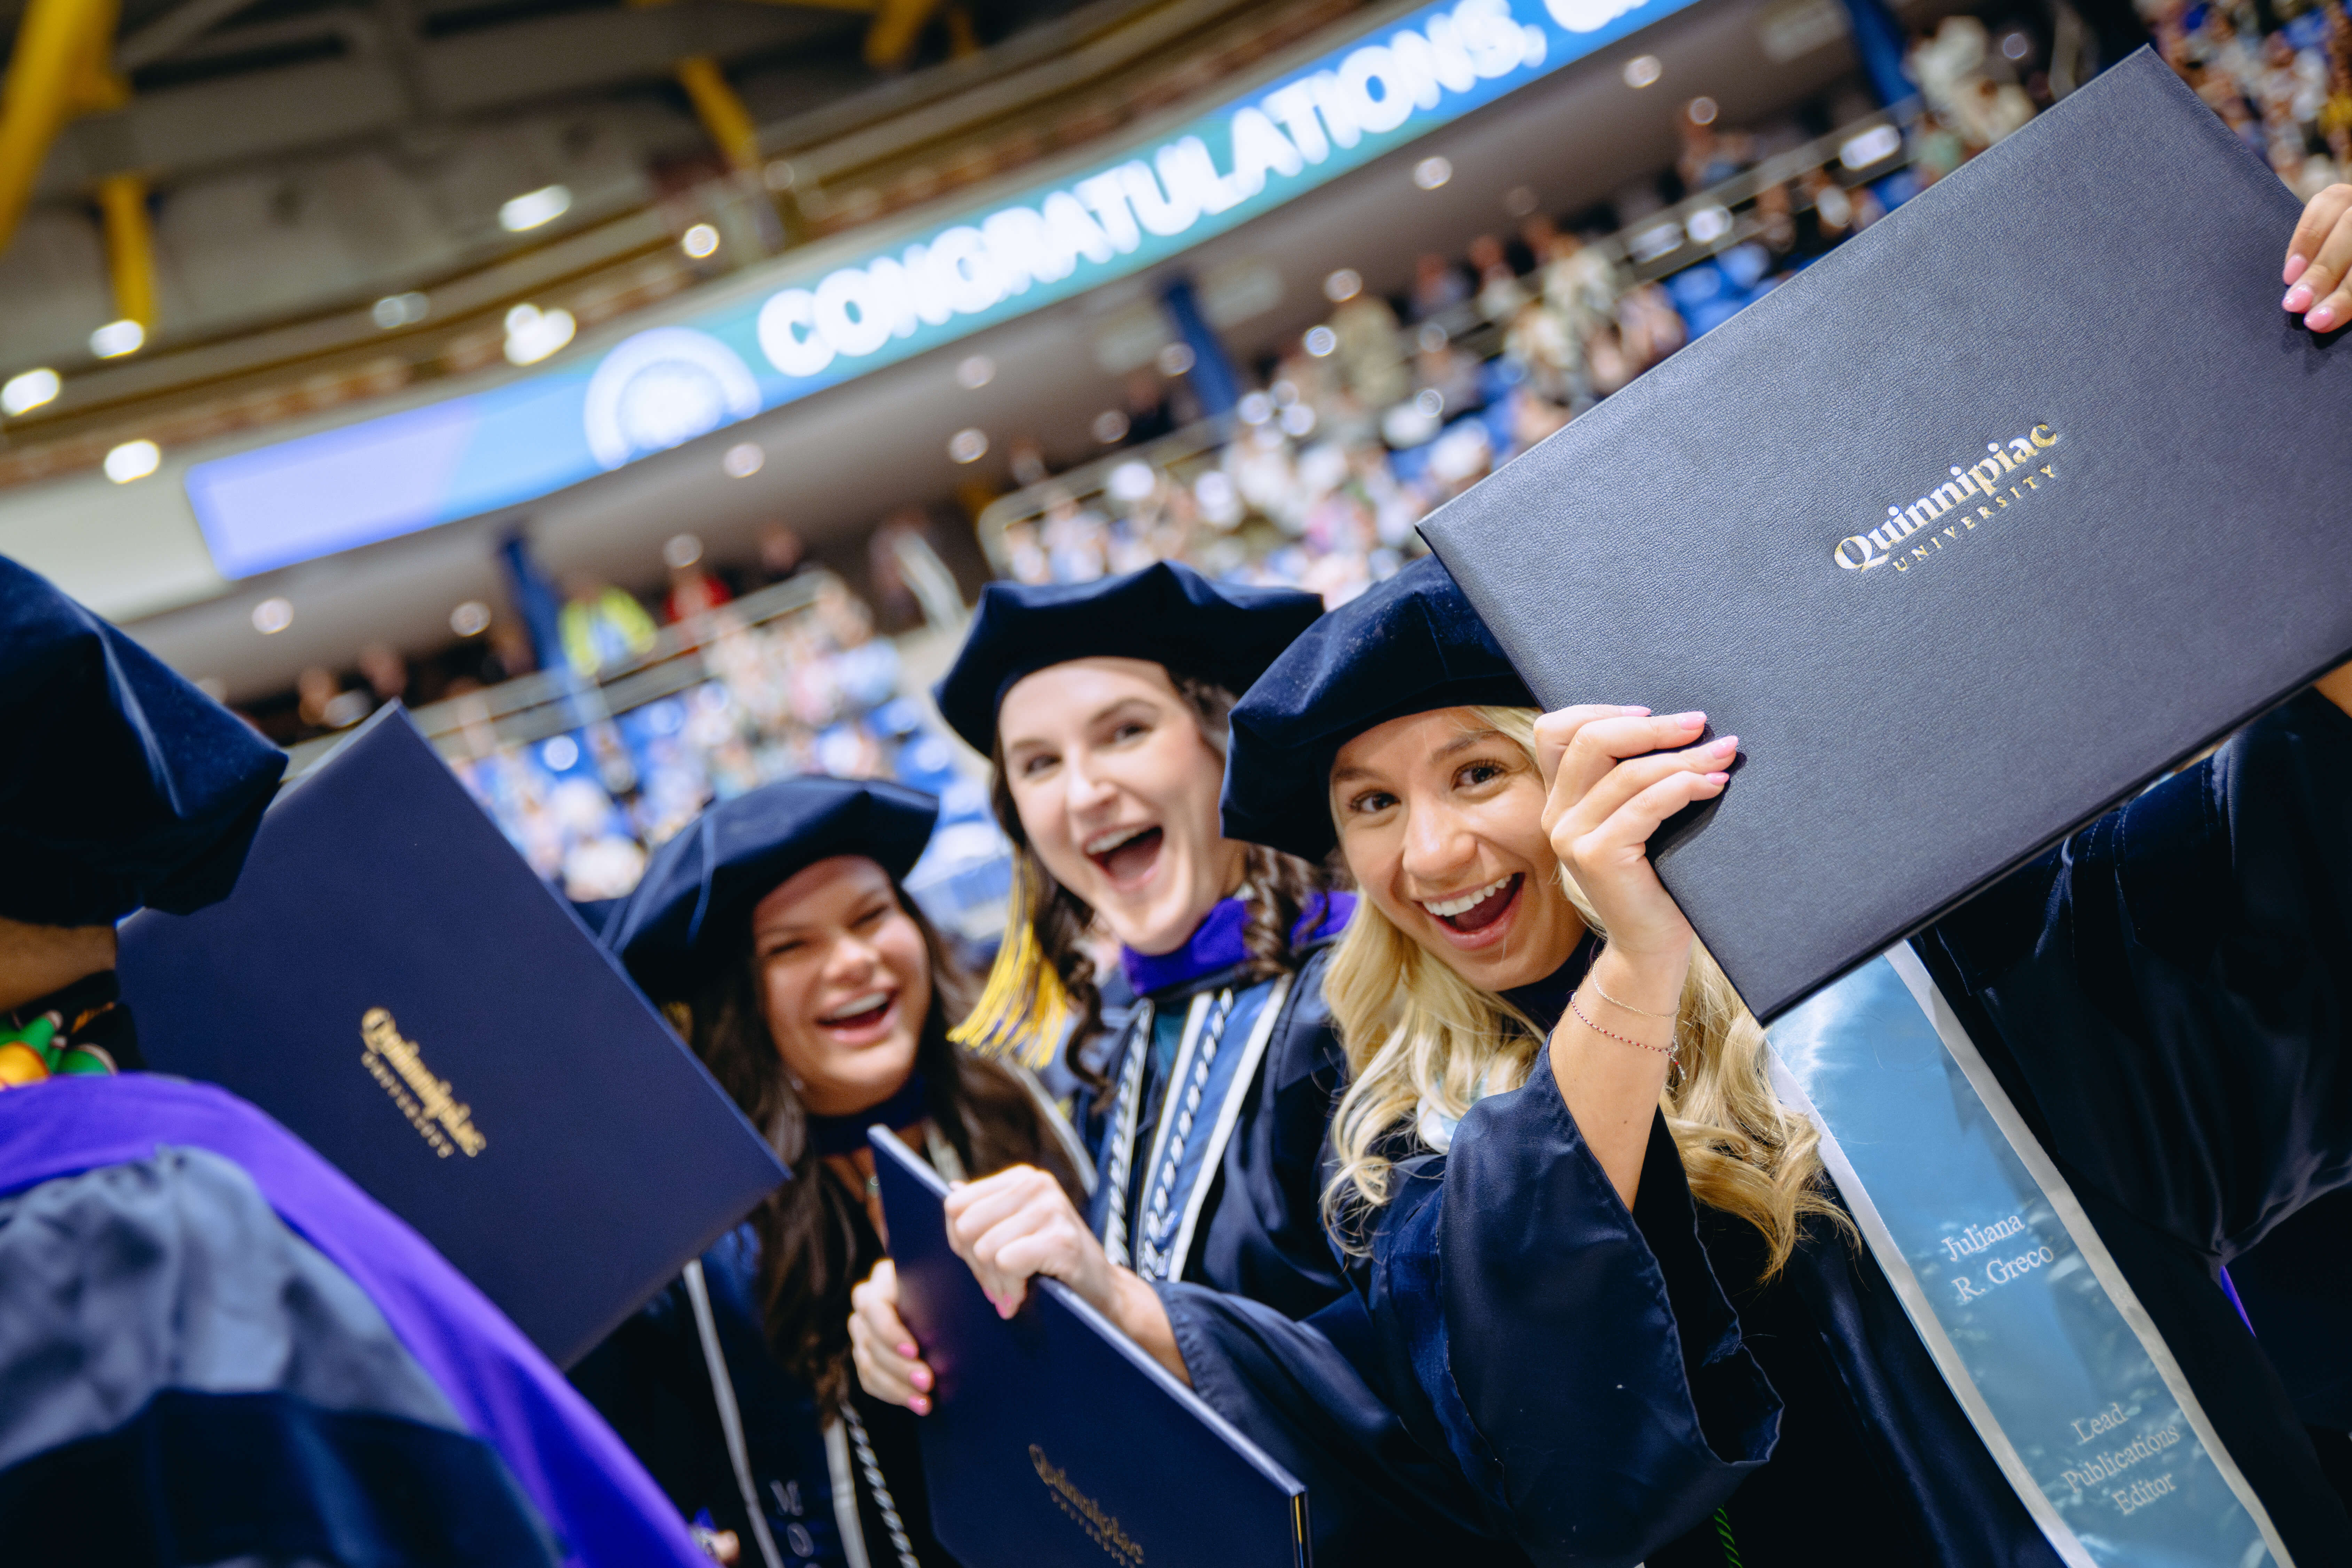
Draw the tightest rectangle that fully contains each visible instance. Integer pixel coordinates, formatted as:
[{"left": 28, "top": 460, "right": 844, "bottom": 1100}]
[
  {"left": 847, "top": 562, "right": 1520, "bottom": 1560},
  {"left": 573, "top": 777, "right": 1082, "bottom": 1568},
  {"left": 1202, "top": 555, "right": 2352, "bottom": 1567},
  {"left": 847, "top": 565, "right": 1342, "bottom": 1370}
]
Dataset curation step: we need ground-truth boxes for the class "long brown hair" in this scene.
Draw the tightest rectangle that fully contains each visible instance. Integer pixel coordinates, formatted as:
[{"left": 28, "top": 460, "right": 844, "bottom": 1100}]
[
  {"left": 957, "top": 671, "right": 1332, "bottom": 1092},
  {"left": 674, "top": 879, "right": 1077, "bottom": 1415}
]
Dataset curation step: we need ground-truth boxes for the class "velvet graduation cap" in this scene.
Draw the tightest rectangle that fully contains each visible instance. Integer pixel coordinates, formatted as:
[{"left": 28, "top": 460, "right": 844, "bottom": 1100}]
[
  {"left": 1223, "top": 555, "right": 1535, "bottom": 863},
  {"left": 0, "top": 556, "right": 288, "bottom": 928},
  {"left": 605, "top": 776, "right": 938, "bottom": 998},
  {"left": 932, "top": 561, "right": 1324, "bottom": 756}
]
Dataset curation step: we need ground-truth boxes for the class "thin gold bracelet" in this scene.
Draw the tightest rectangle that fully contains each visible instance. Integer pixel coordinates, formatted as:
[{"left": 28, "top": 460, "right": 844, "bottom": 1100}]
[
  {"left": 1567, "top": 988, "right": 1678, "bottom": 1064},
  {"left": 1591, "top": 976, "right": 1676, "bottom": 1019}
]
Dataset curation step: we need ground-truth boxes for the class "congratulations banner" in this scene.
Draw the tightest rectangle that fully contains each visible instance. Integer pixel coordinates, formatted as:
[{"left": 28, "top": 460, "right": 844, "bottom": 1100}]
[
  {"left": 183, "top": 0, "right": 1701, "bottom": 579},
  {"left": 1766, "top": 948, "right": 2290, "bottom": 1568}
]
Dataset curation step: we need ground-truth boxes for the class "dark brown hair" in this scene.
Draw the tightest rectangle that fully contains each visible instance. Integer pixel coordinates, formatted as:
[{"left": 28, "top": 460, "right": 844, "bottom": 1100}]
[
  {"left": 989, "top": 671, "right": 1334, "bottom": 1094},
  {"left": 676, "top": 878, "right": 1078, "bottom": 1415}
]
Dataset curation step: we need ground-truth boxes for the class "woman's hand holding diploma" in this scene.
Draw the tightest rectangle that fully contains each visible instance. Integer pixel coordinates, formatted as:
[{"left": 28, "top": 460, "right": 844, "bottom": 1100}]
[
  {"left": 1533, "top": 706, "right": 1734, "bottom": 1208},
  {"left": 848, "top": 1261, "right": 936, "bottom": 1415},
  {"left": 850, "top": 1167, "right": 1192, "bottom": 1411},
  {"left": 945, "top": 1166, "right": 1188, "bottom": 1382}
]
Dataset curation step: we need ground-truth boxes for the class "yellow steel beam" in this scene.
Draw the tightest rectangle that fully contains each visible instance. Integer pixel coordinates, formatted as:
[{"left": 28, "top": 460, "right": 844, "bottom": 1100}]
[
  {"left": 863, "top": 0, "right": 942, "bottom": 69},
  {"left": 0, "top": 0, "right": 124, "bottom": 255},
  {"left": 95, "top": 171, "right": 153, "bottom": 327},
  {"left": 674, "top": 55, "right": 760, "bottom": 174}
]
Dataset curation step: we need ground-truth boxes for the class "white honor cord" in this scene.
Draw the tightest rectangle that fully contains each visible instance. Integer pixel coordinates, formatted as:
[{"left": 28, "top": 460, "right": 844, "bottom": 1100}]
[
  {"left": 1096, "top": 999, "right": 1155, "bottom": 1268},
  {"left": 840, "top": 1402, "right": 922, "bottom": 1568},
  {"left": 681, "top": 1260, "right": 786, "bottom": 1568},
  {"left": 824, "top": 1420, "right": 873, "bottom": 1568}
]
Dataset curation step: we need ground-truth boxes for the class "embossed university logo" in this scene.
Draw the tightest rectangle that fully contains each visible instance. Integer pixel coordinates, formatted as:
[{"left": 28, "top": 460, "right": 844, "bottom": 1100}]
[
  {"left": 1833, "top": 423, "right": 2061, "bottom": 574},
  {"left": 359, "top": 1007, "right": 488, "bottom": 1159},
  {"left": 1029, "top": 1444, "right": 1144, "bottom": 1565}
]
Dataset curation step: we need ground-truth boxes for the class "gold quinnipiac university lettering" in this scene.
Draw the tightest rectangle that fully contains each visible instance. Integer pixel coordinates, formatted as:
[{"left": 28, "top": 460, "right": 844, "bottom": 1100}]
[
  {"left": 1831, "top": 423, "right": 2060, "bottom": 575},
  {"left": 359, "top": 1007, "right": 489, "bottom": 1158}
]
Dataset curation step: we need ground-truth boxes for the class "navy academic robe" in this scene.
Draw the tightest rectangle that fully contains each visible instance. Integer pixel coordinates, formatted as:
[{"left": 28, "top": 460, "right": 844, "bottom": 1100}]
[
  {"left": 1167, "top": 691, "right": 2352, "bottom": 1567},
  {"left": 572, "top": 1224, "right": 947, "bottom": 1568},
  {"left": 1071, "top": 902, "right": 1355, "bottom": 1319}
]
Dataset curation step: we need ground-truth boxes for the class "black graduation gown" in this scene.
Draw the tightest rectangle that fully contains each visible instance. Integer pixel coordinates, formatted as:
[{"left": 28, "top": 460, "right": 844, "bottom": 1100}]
[
  {"left": 1166, "top": 691, "right": 2352, "bottom": 1567},
  {"left": 573, "top": 1221, "right": 951, "bottom": 1568}
]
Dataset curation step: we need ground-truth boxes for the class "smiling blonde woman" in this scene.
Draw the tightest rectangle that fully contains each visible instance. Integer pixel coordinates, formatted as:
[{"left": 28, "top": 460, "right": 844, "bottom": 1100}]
[{"left": 1198, "top": 535, "right": 2352, "bottom": 1567}]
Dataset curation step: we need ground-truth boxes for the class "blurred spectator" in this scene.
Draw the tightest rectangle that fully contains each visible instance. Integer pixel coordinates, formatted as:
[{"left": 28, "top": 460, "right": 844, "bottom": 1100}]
[
  {"left": 755, "top": 523, "right": 807, "bottom": 586},
  {"left": 661, "top": 535, "right": 735, "bottom": 624},
  {"left": 1468, "top": 234, "right": 1528, "bottom": 323},
  {"left": 1330, "top": 290, "right": 1410, "bottom": 410},
  {"left": 358, "top": 642, "right": 409, "bottom": 707},
  {"left": 867, "top": 510, "right": 931, "bottom": 632},
  {"left": 1008, "top": 437, "right": 1051, "bottom": 487},
  {"left": 1121, "top": 370, "right": 1175, "bottom": 445},
  {"left": 559, "top": 574, "right": 660, "bottom": 677},
  {"left": 1409, "top": 252, "right": 1470, "bottom": 321}
]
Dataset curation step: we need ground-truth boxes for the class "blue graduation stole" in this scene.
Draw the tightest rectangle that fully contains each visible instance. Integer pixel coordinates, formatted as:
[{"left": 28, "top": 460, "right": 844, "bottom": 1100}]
[
  {"left": 1095, "top": 975, "right": 1292, "bottom": 1280},
  {"left": 1767, "top": 948, "right": 2293, "bottom": 1568}
]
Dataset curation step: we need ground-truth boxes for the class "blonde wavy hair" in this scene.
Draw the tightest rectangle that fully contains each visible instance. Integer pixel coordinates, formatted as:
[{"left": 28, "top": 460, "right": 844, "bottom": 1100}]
[{"left": 1321, "top": 706, "right": 1842, "bottom": 1280}]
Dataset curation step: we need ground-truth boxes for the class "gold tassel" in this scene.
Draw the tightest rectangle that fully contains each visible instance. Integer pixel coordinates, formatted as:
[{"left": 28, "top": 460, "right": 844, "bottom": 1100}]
[{"left": 949, "top": 857, "right": 1068, "bottom": 1071}]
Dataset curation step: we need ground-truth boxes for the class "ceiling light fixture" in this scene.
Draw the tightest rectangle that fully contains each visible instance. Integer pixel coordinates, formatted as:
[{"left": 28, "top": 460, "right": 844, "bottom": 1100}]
[
  {"left": 503, "top": 303, "right": 575, "bottom": 366},
  {"left": 90, "top": 320, "right": 144, "bottom": 359},
  {"left": 103, "top": 439, "right": 160, "bottom": 483},
  {"left": 2, "top": 367, "right": 60, "bottom": 416},
  {"left": 499, "top": 184, "right": 573, "bottom": 233}
]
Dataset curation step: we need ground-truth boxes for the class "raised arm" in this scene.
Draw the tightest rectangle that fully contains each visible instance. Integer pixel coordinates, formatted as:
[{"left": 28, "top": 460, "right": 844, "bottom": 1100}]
[{"left": 1533, "top": 707, "right": 1733, "bottom": 1205}]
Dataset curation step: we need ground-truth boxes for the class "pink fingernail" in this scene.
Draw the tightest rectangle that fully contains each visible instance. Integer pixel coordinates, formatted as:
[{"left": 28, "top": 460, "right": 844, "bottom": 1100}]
[
  {"left": 2310, "top": 305, "right": 2338, "bottom": 331},
  {"left": 1712, "top": 735, "right": 1739, "bottom": 754},
  {"left": 1705, "top": 772, "right": 1731, "bottom": 786},
  {"left": 1622, "top": 705, "right": 1652, "bottom": 715},
  {"left": 2285, "top": 284, "right": 2314, "bottom": 312},
  {"left": 1674, "top": 710, "right": 1706, "bottom": 725},
  {"left": 2287, "top": 254, "right": 2310, "bottom": 285},
  {"left": 911, "top": 1367, "right": 932, "bottom": 1391},
  {"left": 897, "top": 1342, "right": 917, "bottom": 1358},
  {"left": 910, "top": 1395, "right": 931, "bottom": 1416}
]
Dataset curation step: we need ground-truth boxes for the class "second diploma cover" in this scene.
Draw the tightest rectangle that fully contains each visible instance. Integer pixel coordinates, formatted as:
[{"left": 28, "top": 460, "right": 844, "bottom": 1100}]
[
  {"left": 872, "top": 1130, "right": 1309, "bottom": 1568},
  {"left": 1419, "top": 49, "right": 2352, "bottom": 1020}
]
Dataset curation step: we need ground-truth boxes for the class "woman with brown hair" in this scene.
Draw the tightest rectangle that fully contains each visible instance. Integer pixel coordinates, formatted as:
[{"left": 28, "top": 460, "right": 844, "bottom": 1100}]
[{"left": 575, "top": 776, "right": 1082, "bottom": 1568}]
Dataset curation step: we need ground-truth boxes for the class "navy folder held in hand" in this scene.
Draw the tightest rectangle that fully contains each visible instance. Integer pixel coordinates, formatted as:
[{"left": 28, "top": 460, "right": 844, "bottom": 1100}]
[
  {"left": 1420, "top": 49, "right": 2352, "bottom": 1021},
  {"left": 118, "top": 706, "right": 789, "bottom": 1367},
  {"left": 870, "top": 1128, "right": 1309, "bottom": 1568}
]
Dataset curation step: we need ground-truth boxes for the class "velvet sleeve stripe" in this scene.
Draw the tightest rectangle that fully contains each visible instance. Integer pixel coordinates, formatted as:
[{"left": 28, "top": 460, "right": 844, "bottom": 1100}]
[{"left": 0, "top": 1387, "right": 559, "bottom": 1568}]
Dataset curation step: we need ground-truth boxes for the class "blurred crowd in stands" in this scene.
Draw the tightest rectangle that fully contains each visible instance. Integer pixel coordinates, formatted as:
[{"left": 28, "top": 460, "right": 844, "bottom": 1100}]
[
  {"left": 234, "top": 0, "right": 2349, "bottom": 921},
  {"left": 981, "top": 3, "right": 2352, "bottom": 608}
]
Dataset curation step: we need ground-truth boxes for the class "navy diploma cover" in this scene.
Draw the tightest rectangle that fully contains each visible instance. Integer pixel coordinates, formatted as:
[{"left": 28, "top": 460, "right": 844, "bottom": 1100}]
[
  {"left": 118, "top": 707, "right": 789, "bottom": 1367},
  {"left": 1420, "top": 49, "right": 2352, "bottom": 1021},
  {"left": 870, "top": 1128, "right": 1309, "bottom": 1568}
]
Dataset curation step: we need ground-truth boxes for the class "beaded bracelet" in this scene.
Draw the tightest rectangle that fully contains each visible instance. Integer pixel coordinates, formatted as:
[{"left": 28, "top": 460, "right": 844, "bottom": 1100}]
[{"left": 1567, "top": 988, "right": 1679, "bottom": 1065}]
